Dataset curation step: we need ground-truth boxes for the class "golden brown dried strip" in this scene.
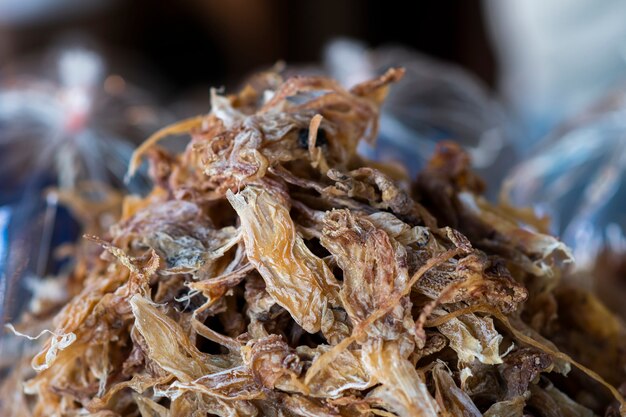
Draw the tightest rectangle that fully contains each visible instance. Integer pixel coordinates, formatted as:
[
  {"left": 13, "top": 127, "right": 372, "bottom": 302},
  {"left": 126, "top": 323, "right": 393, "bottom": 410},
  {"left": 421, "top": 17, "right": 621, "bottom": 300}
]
[
  {"left": 432, "top": 363, "right": 482, "bottom": 417},
  {"left": 227, "top": 185, "right": 341, "bottom": 335}
]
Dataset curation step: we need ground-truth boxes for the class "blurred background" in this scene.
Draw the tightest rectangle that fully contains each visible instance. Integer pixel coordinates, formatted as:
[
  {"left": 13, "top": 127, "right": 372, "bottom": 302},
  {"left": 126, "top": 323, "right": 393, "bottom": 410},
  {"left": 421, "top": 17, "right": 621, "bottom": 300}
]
[
  {"left": 2, "top": 0, "right": 626, "bottom": 325},
  {"left": 0, "top": 1, "right": 495, "bottom": 96}
]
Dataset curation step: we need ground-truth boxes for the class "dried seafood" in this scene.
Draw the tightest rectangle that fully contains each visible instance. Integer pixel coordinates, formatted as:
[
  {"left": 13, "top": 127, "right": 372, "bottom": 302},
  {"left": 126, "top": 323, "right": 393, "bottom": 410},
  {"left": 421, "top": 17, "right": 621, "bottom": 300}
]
[{"left": 2, "top": 68, "right": 625, "bottom": 417}]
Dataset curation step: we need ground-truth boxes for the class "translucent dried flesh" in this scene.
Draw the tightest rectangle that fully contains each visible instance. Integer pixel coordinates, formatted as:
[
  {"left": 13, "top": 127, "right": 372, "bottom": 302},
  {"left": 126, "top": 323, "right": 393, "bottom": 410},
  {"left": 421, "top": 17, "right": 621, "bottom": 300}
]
[{"left": 1, "top": 68, "right": 625, "bottom": 417}]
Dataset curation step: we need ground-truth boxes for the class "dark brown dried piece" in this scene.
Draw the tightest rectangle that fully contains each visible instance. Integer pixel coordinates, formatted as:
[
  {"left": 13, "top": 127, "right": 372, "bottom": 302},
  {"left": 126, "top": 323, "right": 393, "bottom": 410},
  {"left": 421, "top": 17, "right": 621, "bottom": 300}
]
[{"left": 498, "top": 348, "right": 553, "bottom": 399}]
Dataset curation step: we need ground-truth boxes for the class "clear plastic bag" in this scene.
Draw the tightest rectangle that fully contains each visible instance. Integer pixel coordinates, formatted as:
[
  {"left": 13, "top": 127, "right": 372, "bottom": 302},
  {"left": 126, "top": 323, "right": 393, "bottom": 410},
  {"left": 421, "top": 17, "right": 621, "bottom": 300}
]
[
  {"left": 504, "top": 86, "right": 626, "bottom": 269},
  {"left": 0, "top": 46, "right": 163, "bottom": 363},
  {"left": 324, "top": 39, "right": 518, "bottom": 194}
]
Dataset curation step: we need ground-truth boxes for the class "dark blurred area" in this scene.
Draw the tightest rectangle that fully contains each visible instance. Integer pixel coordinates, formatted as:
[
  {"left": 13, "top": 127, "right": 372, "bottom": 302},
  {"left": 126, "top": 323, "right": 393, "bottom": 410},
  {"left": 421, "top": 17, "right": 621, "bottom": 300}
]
[{"left": 0, "top": 0, "right": 496, "bottom": 95}]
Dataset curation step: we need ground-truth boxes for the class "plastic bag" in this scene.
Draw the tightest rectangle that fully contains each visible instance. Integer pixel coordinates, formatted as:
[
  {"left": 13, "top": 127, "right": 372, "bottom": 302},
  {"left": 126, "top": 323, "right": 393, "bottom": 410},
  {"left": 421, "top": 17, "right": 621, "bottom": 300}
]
[
  {"left": 504, "top": 86, "right": 626, "bottom": 269},
  {"left": 324, "top": 39, "right": 518, "bottom": 194},
  {"left": 0, "top": 46, "right": 163, "bottom": 362}
]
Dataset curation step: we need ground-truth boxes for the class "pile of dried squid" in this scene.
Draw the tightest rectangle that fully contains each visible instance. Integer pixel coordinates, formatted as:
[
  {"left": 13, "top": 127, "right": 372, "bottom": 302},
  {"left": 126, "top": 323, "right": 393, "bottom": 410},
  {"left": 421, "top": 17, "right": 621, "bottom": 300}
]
[{"left": 1, "top": 68, "right": 625, "bottom": 417}]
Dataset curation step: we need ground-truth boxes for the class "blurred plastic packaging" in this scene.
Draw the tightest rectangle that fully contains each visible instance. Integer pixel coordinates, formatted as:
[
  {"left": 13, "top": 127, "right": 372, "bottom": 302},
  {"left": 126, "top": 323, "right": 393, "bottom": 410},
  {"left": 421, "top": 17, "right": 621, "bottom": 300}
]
[
  {"left": 324, "top": 39, "right": 518, "bottom": 194},
  {"left": 0, "top": 45, "right": 163, "bottom": 360},
  {"left": 485, "top": 0, "right": 626, "bottom": 143},
  {"left": 504, "top": 86, "right": 626, "bottom": 269}
]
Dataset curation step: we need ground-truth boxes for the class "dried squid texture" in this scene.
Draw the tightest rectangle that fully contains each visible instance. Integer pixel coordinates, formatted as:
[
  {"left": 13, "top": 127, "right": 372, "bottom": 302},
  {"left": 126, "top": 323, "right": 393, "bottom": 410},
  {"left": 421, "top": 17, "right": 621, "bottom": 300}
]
[
  {"left": 432, "top": 363, "right": 482, "bottom": 417},
  {"left": 320, "top": 209, "right": 440, "bottom": 417},
  {"left": 363, "top": 340, "right": 440, "bottom": 417},
  {"left": 242, "top": 334, "right": 304, "bottom": 391},
  {"left": 111, "top": 199, "right": 239, "bottom": 276},
  {"left": 324, "top": 167, "right": 429, "bottom": 226},
  {"left": 483, "top": 395, "right": 527, "bottom": 417},
  {"left": 26, "top": 239, "right": 158, "bottom": 375},
  {"left": 366, "top": 211, "right": 429, "bottom": 246},
  {"left": 320, "top": 209, "right": 412, "bottom": 338},
  {"left": 20, "top": 249, "right": 159, "bottom": 416},
  {"left": 168, "top": 367, "right": 262, "bottom": 402},
  {"left": 130, "top": 294, "right": 222, "bottom": 381},
  {"left": 134, "top": 394, "right": 170, "bottom": 417},
  {"left": 436, "top": 312, "right": 507, "bottom": 365},
  {"left": 457, "top": 191, "right": 573, "bottom": 277},
  {"left": 497, "top": 347, "right": 553, "bottom": 399},
  {"left": 227, "top": 185, "right": 341, "bottom": 335},
  {"left": 363, "top": 209, "right": 525, "bottom": 316},
  {"left": 297, "top": 345, "right": 374, "bottom": 398},
  {"left": 413, "top": 250, "right": 528, "bottom": 315},
  {"left": 415, "top": 141, "right": 572, "bottom": 277},
  {"left": 197, "top": 70, "right": 403, "bottom": 191},
  {"left": 240, "top": 332, "right": 374, "bottom": 399}
]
